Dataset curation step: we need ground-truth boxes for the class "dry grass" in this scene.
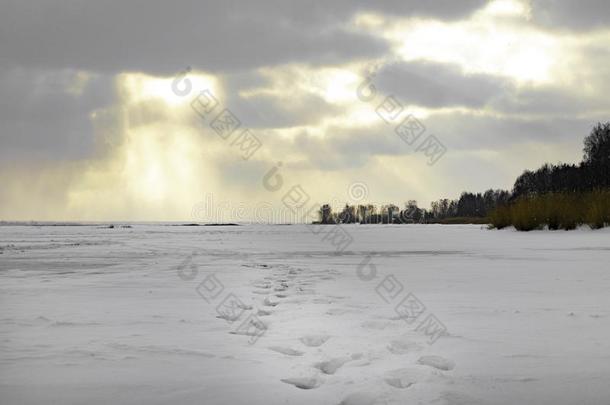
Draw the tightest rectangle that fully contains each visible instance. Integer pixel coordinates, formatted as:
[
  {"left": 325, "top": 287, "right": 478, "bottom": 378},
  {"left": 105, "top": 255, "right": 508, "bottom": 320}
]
[{"left": 489, "top": 190, "right": 610, "bottom": 231}]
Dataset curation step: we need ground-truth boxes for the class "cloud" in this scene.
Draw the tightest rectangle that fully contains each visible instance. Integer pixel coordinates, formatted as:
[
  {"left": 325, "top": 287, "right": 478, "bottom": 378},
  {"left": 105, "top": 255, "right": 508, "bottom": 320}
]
[
  {"left": 369, "top": 50, "right": 610, "bottom": 118},
  {"left": 1, "top": 1, "right": 377, "bottom": 74},
  {"left": 489, "top": 85, "right": 608, "bottom": 116},
  {"left": 0, "top": 68, "right": 116, "bottom": 161},
  {"left": 374, "top": 60, "right": 511, "bottom": 108},
  {"left": 0, "top": 0, "right": 493, "bottom": 75},
  {"left": 225, "top": 88, "right": 342, "bottom": 130},
  {"left": 1, "top": 0, "right": 610, "bottom": 221},
  {"left": 425, "top": 110, "right": 599, "bottom": 155},
  {"left": 530, "top": 0, "right": 610, "bottom": 31}
]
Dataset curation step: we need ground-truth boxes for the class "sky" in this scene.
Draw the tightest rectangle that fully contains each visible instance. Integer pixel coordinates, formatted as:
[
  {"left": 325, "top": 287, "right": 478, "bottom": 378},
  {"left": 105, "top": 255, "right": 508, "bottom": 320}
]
[{"left": 1, "top": 0, "right": 609, "bottom": 222}]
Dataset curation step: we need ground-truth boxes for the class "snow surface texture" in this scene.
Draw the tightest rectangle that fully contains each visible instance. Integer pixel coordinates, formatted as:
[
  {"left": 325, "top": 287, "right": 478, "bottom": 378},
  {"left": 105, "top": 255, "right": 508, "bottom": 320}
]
[{"left": 1, "top": 224, "right": 609, "bottom": 404}]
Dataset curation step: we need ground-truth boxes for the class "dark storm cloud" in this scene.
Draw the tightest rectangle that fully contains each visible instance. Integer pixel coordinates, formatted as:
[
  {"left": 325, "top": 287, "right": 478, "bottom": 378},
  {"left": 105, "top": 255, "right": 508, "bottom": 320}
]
[{"left": 0, "top": 0, "right": 486, "bottom": 75}]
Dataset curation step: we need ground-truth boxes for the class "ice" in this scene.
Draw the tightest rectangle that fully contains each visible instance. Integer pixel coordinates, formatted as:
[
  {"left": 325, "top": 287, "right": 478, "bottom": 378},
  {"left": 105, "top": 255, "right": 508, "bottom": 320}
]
[{"left": 1, "top": 224, "right": 610, "bottom": 404}]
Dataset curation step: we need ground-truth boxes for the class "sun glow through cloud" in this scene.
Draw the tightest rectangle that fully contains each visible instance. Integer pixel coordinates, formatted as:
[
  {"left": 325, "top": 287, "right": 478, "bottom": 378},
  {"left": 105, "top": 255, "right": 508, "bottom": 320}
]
[
  {"left": 356, "top": 0, "right": 558, "bottom": 84},
  {"left": 60, "top": 72, "right": 227, "bottom": 220},
  {"left": 122, "top": 72, "right": 219, "bottom": 107}
]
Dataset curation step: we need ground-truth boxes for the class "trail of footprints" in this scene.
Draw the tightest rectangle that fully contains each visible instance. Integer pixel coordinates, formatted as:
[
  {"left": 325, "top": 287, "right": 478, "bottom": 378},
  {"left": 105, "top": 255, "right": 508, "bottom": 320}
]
[{"left": 241, "top": 263, "right": 456, "bottom": 403}]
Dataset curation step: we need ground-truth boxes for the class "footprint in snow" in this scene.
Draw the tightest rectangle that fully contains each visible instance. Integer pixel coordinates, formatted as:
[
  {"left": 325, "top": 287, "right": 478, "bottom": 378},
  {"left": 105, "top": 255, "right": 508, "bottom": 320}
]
[
  {"left": 387, "top": 340, "right": 422, "bottom": 354},
  {"left": 315, "top": 356, "right": 351, "bottom": 374},
  {"left": 264, "top": 297, "right": 279, "bottom": 307},
  {"left": 300, "top": 335, "right": 330, "bottom": 347},
  {"left": 384, "top": 368, "right": 422, "bottom": 389},
  {"left": 217, "top": 313, "right": 242, "bottom": 322},
  {"left": 269, "top": 346, "right": 304, "bottom": 356},
  {"left": 281, "top": 376, "right": 321, "bottom": 390},
  {"left": 417, "top": 355, "right": 455, "bottom": 371}
]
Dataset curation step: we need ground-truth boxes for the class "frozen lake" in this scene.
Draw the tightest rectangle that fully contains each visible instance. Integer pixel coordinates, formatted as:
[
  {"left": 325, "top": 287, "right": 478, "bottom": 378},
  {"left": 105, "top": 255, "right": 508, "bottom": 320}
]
[{"left": 1, "top": 224, "right": 609, "bottom": 404}]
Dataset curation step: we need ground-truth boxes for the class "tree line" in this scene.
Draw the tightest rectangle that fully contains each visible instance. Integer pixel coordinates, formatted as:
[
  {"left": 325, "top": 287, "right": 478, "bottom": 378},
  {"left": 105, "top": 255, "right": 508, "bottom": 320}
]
[
  {"left": 490, "top": 122, "right": 610, "bottom": 230},
  {"left": 316, "top": 122, "right": 610, "bottom": 230},
  {"left": 317, "top": 190, "right": 511, "bottom": 224},
  {"left": 511, "top": 122, "right": 610, "bottom": 197}
]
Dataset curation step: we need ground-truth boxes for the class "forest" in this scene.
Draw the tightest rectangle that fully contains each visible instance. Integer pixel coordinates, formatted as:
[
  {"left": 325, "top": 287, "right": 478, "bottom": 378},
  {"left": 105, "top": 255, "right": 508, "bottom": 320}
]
[{"left": 317, "top": 122, "right": 610, "bottom": 230}]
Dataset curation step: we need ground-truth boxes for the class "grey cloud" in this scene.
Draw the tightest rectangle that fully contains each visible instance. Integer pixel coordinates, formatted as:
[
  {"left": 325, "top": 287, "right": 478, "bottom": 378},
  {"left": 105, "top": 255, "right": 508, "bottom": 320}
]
[
  {"left": 0, "top": 68, "right": 116, "bottom": 161},
  {"left": 0, "top": 1, "right": 384, "bottom": 74},
  {"left": 374, "top": 61, "right": 511, "bottom": 108},
  {"left": 277, "top": 112, "right": 602, "bottom": 172},
  {"left": 491, "top": 44, "right": 610, "bottom": 117},
  {"left": 426, "top": 111, "right": 600, "bottom": 152},
  {"left": 289, "top": 124, "right": 413, "bottom": 170},
  {"left": 373, "top": 59, "right": 610, "bottom": 117},
  {"left": 0, "top": 0, "right": 490, "bottom": 164},
  {"left": 531, "top": 0, "right": 610, "bottom": 31},
  {"left": 221, "top": 72, "right": 273, "bottom": 97},
  {"left": 0, "top": 0, "right": 487, "bottom": 75},
  {"left": 225, "top": 92, "right": 341, "bottom": 130},
  {"left": 220, "top": 71, "right": 344, "bottom": 129},
  {"left": 490, "top": 86, "right": 608, "bottom": 116}
]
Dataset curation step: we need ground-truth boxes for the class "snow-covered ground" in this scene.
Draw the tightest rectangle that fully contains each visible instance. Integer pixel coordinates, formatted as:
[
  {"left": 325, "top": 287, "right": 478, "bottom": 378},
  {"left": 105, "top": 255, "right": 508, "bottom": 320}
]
[{"left": 1, "top": 224, "right": 609, "bottom": 404}]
